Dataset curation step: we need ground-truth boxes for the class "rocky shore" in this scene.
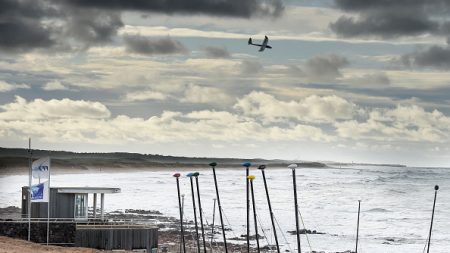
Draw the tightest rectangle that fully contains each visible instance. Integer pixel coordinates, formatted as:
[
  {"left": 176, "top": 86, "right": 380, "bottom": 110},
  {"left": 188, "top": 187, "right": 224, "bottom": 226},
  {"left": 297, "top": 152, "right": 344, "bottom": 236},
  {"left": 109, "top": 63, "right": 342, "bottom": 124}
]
[{"left": 0, "top": 206, "right": 354, "bottom": 253}]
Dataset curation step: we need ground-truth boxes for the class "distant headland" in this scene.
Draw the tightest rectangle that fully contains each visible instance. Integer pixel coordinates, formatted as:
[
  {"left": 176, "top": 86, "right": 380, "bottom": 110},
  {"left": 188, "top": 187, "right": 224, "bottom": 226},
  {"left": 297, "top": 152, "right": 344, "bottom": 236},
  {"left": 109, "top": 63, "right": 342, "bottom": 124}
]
[{"left": 0, "top": 147, "right": 405, "bottom": 174}]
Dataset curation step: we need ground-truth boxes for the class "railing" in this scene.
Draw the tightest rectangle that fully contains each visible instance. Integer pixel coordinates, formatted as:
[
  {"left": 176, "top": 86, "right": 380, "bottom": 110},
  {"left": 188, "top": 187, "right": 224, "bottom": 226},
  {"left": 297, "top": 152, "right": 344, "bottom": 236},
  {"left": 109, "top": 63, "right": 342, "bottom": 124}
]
[{"left": 0, "top": 217, "right": 157, "bottom": 227}]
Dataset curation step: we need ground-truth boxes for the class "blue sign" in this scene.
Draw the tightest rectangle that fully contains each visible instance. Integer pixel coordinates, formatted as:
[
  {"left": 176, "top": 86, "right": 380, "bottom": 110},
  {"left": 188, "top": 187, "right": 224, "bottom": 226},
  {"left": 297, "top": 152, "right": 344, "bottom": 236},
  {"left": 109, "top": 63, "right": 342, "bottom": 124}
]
[{"left": 31, "top": 183, "right": 44, "bottom": 201}]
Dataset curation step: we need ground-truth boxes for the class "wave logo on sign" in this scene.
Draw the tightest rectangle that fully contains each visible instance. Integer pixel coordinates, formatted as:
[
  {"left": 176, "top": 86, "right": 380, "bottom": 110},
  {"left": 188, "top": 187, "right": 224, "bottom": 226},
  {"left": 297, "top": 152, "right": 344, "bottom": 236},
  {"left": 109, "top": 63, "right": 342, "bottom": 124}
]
[{"left": 32, "top": 157, "right": 50, "bottom": 179}]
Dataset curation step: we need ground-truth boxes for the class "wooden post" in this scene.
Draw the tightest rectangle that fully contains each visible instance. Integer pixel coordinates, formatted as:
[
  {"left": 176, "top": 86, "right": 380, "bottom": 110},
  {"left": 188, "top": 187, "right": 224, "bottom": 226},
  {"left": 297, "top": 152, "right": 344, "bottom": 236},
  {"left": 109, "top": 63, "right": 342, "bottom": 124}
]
[
  {"left": 174, "top": 173, "right": 186, "bottom": 253},
  {"left": 209, "top": 162, "right": 228, "bottom": 253},
  {"left": 355, "top": 200, "right": 361, "bottom": 253},
  {"left": 259, "top": 165, "right": 280, "bottom": 253},
  {"left": 242, "top": 162, "right": 251, "bottom": 253},
  {"left": 289, "top": 164, "right": 301, "bottom": 253},
  {"left": 248, "top": 175, "right": 260, "bottom": 253},
  {"left": 427, "top": 185, "right": 439, "bottom": 253}
]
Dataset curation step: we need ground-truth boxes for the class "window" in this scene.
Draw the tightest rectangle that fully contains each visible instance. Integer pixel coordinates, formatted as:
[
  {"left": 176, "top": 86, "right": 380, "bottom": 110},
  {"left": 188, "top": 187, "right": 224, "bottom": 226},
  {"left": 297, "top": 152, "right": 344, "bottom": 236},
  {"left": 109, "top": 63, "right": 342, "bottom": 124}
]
[{"left": 74, "top": 194, "right": 88, "bottom": 219}]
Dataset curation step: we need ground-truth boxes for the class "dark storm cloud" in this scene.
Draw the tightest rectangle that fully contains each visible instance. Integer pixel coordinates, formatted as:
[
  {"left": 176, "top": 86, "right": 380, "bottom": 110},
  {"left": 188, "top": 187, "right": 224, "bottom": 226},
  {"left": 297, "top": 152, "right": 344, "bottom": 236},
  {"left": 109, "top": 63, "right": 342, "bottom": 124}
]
[
  {"left": 330, "top": 0, "right": 450, "bottom": 38},
  {"left": 124, "top": 35, "right": 188, "bottom": 55},
  {"left": 0, "top": 0, "right": 56, "bottom": 51},
  {"left": 0, "top": 0, "right": 284, "bottom": 52},
  {"left": 59, "top": 0, "right": 284, "bottom": 18},
  {"left": 202, "top": 46, "right": 231, "bottom": 58},
  {"left": 64, "top": 8, "right": 123, "bottom": 46},
  {"left": 0, "top": 0, "right": 123, "bottom": 52},
  {"left": 402, "top": 46, "right": 450, "bottom": 70}
]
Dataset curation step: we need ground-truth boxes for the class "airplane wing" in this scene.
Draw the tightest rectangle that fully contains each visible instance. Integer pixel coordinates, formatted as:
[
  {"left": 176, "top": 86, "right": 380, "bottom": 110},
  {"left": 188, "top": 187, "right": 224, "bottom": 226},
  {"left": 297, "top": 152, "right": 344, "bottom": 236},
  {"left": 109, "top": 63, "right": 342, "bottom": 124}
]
[
  {"left": 259, "top": 36, "right": 269, "bottom": 51},
  {"left": 263, "top": 36, "right": 268, "bottom": 46}
]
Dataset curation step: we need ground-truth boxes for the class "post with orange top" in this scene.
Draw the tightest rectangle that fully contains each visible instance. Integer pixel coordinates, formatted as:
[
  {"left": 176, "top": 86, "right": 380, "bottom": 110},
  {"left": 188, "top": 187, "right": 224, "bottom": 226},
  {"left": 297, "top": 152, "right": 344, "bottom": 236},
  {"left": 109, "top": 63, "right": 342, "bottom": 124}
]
[
  {"left": 187, "top": 173, "right": 201, "bottom": 253},
  {"left": 289, "top": 163, "right": 301, "bottom": 253},
  {"left": 242, "top": 162, "right": 252, "bottom": 253},
  {"left": 258, "top": 165, "right": 280, "bottom": 253},
  {"left": 209, "top": 162, "right": 228, "bottom": 253},
  {"left": 193, "top": 172, "right": 207, "bottom": 253},
  {"left": 247, "top": 175, "right": 260, "bottom": 253},
  {"left": 173, "top": 173, "right": 186, "bottom": 253}
]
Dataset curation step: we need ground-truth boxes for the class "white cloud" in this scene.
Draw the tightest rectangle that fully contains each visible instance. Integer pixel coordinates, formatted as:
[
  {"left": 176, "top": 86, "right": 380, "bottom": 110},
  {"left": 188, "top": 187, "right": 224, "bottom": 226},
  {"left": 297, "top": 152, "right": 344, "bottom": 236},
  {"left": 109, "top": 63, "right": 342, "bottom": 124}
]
[
  {"left": 42, "top": 80, "right": 68, "bottom": 91},
  {"left": 0, "top": 81, "right": 29, "bottom": 92},
  {"left": 0, "top": 97, "right": 332, "bottom": 144},
  {"left": 335, "top": 105, "right": 450, "bottom": 142},
  {"left": 182, "top": 84, "right": 233, "bottom": 105},
  {"left": 0, "top": 96, "right": 111, "bottom": 120},
  {"left": 124, "top": 90, "right": 168, "bottom": 101},
  {"left": 234, "top": 91, "right": 358, "bottom": 123}
]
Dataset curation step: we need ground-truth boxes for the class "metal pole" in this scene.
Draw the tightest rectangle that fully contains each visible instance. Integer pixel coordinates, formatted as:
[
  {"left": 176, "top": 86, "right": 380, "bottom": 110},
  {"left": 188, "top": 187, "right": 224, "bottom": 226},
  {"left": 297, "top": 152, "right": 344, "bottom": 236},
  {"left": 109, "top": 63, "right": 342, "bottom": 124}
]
[
  {"left": 248, "top": 175, "right": 260, "bottom": 253},
  {"left": 174, "top": 173, "right": 186, "bottom": 253},
  {"left": 27, "top": 138, "right": 32, "bottom": 241},
  {"left": 211, "top": 198, "right": 216, "bottom": 247},
  {"left": 188, "top": 173, "right": 201, "bottom": 253},
  {"left": 355, "top": 200, "right": 361, "bottom": 253},
  {"left": 209, "top": 162, "right": 228, "bottom": 253},
  {"left": 289, "top": 163, "right": 301, "bottom": 253},
  {"left": 427, "top": 185, "right": 439, "bottom": 253},
  {"left": 47, "top": 158, "right": 51, "bottom": 245},
  {"left": 259, "top": 165, "right": 280, "bottom": 253},
  {"left": 181, "top": 194, "right": 185, "bottom": 253},
  {"left": 243, "top": 162, "right": 251, "bottom": 253},
  {"left": 194, "top": 173, "right": 207, "bottom": 253}
]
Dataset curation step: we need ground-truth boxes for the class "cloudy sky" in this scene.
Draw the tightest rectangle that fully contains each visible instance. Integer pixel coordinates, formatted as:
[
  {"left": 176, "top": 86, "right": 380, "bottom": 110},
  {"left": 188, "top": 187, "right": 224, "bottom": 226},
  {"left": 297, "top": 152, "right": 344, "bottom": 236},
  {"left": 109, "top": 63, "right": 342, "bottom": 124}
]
[{"left": 1, "top": 0, "right": 450, "bottom": 167}]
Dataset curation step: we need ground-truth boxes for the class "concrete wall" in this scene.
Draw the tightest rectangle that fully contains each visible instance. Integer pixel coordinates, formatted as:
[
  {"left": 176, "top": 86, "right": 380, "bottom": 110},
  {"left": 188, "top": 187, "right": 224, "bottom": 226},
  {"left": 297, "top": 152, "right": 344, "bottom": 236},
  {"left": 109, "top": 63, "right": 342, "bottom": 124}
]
[{"left": 0, "top": 221, "right": 76, "bottom": 244}]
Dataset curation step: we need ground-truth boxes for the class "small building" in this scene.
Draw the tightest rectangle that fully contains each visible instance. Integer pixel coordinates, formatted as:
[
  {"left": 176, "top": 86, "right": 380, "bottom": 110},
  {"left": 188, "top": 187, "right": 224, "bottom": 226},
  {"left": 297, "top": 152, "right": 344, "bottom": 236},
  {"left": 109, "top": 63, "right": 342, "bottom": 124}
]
[
  {"left": 21, "top": 186, "right": 120, "bottom": 220},
  {"left": 6, "top": 186, "right": 159, "bottom": 252}
]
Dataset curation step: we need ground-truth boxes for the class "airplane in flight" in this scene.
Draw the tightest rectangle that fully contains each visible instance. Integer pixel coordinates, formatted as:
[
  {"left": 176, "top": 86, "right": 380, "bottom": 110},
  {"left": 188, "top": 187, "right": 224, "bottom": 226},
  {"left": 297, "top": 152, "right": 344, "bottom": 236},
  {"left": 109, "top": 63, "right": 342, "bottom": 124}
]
[{"left": 248, "top": 36, "right": 272, "bottom": 52}]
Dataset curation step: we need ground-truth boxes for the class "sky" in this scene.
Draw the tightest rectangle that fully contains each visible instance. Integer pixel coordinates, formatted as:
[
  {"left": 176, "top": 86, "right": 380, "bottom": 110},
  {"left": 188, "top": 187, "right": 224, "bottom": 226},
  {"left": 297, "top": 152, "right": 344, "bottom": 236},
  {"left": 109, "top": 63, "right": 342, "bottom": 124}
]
[{"left": 1, "top": 0, "right": 450, "bottom": 167}]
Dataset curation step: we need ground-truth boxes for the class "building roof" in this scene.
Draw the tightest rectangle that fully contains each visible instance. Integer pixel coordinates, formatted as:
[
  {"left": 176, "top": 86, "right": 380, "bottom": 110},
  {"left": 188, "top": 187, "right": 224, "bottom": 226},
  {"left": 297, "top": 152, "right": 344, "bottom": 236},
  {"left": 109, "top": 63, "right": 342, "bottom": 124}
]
[{"left": 55, "top": 187, "right": 121, "bottom": 194}]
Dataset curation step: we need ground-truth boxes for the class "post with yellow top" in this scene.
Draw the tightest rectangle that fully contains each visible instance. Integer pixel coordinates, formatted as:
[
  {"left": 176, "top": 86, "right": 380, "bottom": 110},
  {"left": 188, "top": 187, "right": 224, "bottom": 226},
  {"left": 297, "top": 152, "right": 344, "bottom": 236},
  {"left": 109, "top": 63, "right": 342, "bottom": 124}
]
[
  {"left": 242, "top": 162, "right": 252, "bottom": 253},
  {"left": 247, "top": 175, "right": 260, "bottom": 253}
]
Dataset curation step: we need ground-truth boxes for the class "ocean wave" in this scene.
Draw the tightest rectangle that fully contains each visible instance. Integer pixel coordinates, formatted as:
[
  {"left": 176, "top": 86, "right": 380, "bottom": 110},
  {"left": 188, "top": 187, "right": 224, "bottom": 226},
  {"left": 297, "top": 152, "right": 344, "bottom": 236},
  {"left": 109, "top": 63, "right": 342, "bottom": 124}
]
[{"left": 366, "top": 208, "right": 392, "bottom": 213}]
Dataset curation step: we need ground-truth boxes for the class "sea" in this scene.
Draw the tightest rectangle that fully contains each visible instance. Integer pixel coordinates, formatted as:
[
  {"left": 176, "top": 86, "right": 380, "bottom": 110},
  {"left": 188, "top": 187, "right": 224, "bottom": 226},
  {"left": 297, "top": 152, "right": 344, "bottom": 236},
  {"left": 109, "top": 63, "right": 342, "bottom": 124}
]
[{"left": 1, "top": 165, "right": 449, "bottom": 253}]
